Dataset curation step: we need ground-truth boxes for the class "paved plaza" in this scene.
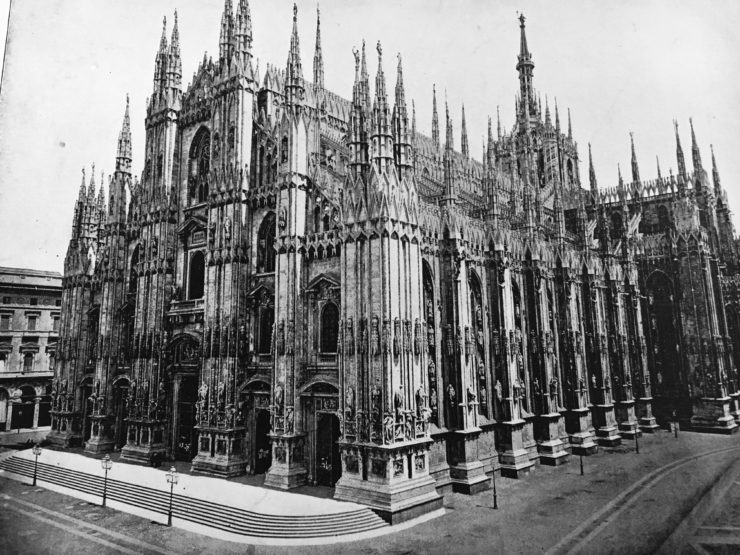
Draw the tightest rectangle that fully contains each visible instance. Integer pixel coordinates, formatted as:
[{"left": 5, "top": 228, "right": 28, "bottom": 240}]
[{"left": 2, "top": 430, "right": 740, "bottom": 553}]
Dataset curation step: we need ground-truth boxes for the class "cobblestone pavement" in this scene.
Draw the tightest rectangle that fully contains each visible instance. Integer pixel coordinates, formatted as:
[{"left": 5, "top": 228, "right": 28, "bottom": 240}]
[{"left": 2, "top": 430, "right": 739, "bottom": 554}]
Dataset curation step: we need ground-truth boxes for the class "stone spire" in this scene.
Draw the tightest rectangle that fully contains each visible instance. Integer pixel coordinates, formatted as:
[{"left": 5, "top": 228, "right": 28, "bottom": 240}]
[
  {"left": 516, "top": 13, "right": 534, "bottom": 114},
  {"left": 690, "top": 117, "right": 703, "bottom": 172},
  {"left": 370, "top": 41, "right": 393, "bottom": 173},
  {"left": 432, "top": 84, "right": 440, "bottom": 149},
  {"left": 235, "top": 0, "right": 254, "bottom": 65},
  {"left": 219, "top": 0, "right": 235, "bottom": 64},
  {"left": 656, "top": 156, "right": 662, "bottom": 180},
  {"left": 711, "top": 144, "right": 722, "bottom": 197},
  {"left": 461, "top": 104, "right": 469, "bottom": 158},
  {"left": 285, "top": 4, "right": 304, "bottom": 107},
  {"left": 567, "top": 107, "right": 573, "bottom": 140},
  {"left": 497, "top": 105, "right": 501, "bottom": 139},
  {"left": 116, "top": 95, "right": 132, "bottom": 174},
  {"left": 349, "top": 42, "right": 368, "bottom": 177},
  {"left": 393, "top": 53, "right": 412, "bottom": 179},
  {"left": 630, "top": 132, "right": 640, "bottom": 183},
  {"left": 588, "top": 142, "right": 598, "bottom": 193},
  {"left": 153, "top": 16, "right": 168, "bottom": 93},
  {"left": 313, "top": 5, "right": 324, "bottom": 89},
  {"left": 168, "top": 11, "right": 182, "bottom": 90},
  {"left": 545, "top": 97, "right": 551, "bottom": 127},
  {"left": 443, "top": 95, "right": 455, "bottom": 201},
  {"left": 674, "top": 119, "right": 687, "bottom": 180},
  {"left": 487, "top": 115, "right": 494, "bottom": 166},
  {"left": 554, "top": 99, "right": 561, "bottom": 134}
]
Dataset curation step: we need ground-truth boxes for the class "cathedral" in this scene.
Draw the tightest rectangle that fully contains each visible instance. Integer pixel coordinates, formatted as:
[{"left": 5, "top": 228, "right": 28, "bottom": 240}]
[{"left": 49, "top": 1, "right": 740, "bottom": 523}]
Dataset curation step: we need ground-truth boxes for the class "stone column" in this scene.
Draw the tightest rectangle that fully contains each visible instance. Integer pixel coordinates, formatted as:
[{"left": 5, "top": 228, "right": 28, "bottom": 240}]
[{"left": 32, "top": 396, "right": 40, "bottom": 429}]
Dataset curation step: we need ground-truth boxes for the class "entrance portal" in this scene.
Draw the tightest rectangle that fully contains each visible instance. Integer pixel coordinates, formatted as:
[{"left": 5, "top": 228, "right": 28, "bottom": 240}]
[
  {"left": 316, "top": 412, "right": 341, "bottom": 486},
  {"left": 176, "top": 376, "right": 198, "bottom": 461},
  {"left": 11, "top": 386, "right": 36, "bottom": 430},
  {"left": 255, "top": 409, "right": 272, "bottom": 474},
  {"left": 111, "top": 380, "right": 129, "bottom": 450}
]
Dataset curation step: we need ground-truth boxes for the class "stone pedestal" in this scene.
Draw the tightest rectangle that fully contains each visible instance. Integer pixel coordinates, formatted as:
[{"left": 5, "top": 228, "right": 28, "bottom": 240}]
[
  {"left": 535, "top": 413, "right": 570, "bottom": 466},
  {"left": 729, "top": 392, "right": 740, "bottom": 424},
  {"left": 447, "top": 428, "right": 490, "bottom": 494},
  {"left": 191, "top": 426, "right": 247, "bottom": 477},
  {"left": 564, "top": 408, "right": 598, "bottom": 455},
  {"left": 635, "top": 396, "right": 660, "bottom": 433},
  {"left": 334, "top": 438, "right": 442, "bottom": 524},
  {"left": 121, "top": 419, "right": 167, "bottom": 464},
  {"left": 263, "top": 433, "right": 307, "bottom": 489},
  {"left": 84, "top": 415, "right": 115, "bottom": 455},
  {"left": 614, "top": 400, "right": 641, "bottom": 440},
  {"left": 497, "top": 419, "right": 535, "bottom": 478},
  {"left": 690, "top": 397, "right": 739, "bottom": 434},
  {"left": 591, "top": 404, "right": 622, "bottom": 446},
  {"left": 47, "top": 411, "right": 82, "bottom": 448}
]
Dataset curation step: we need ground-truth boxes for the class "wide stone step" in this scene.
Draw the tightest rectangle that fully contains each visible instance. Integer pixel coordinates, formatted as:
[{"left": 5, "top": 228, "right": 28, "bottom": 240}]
[{"left": 0, "top": 456, "right": 388, "bottom": 538}]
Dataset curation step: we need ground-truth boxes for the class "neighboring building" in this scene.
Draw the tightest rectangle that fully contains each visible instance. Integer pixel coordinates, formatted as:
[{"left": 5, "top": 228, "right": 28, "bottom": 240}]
[
  {"left": 0, "top": 266, "right": 62, "bottom": 442},
  {"left": 49, "top": 2, "right": 740, "bottom": 523}
]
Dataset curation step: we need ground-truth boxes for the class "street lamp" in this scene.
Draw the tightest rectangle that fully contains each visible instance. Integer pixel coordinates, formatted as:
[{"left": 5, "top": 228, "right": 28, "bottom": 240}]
[
  {"left": 100, "top": 455, "right": 113, "bottom": 507},
  {"left": 31, "top": 444, "right": 42, "bottom": 486},
  {"left": 490, "top": 446, "right": 498, "bottom": 510},
  {"left": 165, "top": 466, "right": 179, "bottom": 527}
]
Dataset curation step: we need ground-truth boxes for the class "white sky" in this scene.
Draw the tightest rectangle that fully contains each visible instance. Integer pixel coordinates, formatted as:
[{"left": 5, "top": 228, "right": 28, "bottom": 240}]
[{"left": 1, "top": 0, "right": 739, "bottom": 273}]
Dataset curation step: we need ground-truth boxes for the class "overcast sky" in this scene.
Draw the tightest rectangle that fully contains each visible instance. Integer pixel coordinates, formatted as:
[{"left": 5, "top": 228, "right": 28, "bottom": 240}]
[{"left": 1, "top": 0, "right": 739, "bottom": 273}]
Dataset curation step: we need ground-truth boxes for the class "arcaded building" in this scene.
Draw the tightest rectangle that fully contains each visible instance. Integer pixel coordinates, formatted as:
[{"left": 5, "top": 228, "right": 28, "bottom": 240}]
[
  {"left": 49, "top": 2, "right": 740, "bottom": 522},
  {"left": 0, "top": 266, "right": 61, "bottom": 440}
]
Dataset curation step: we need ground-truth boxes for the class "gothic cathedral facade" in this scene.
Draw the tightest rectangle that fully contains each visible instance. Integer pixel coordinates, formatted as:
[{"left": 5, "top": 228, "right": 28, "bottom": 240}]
[{"left": 49, "top": 2, "right": 740, "bottom": 523}]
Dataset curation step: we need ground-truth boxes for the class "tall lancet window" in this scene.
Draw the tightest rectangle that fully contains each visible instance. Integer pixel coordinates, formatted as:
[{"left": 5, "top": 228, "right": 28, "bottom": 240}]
[
  {"left": 257, "top": 213, "right": 276, "bottom": 273},
  {"left": 189, "top": 127, "right": 211, "bottom": 204},
  {"left": 320, "top": 302, "right": 339, "bottom": 354}
]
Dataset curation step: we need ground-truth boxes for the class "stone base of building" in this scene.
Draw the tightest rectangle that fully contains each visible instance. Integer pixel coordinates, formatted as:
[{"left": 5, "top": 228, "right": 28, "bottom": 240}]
[
  {"left": 592, "top": 404, "right": 622, "bottom": 446},
  {"left": 121, "top": 419, "right": 167, "bottom": 465},
  {"left": 263, "top": 433, "right": 307, "bottom": 489},
  {"left": 84, "top": 415, "right": 115, "bottom": 455},
  {"left": 334, "top": 439, "right": 442, "bottom": 525},
  {"left": 615, "top": 400, "right": 641, "bottom": 440},
  {"left": 635, "top": 397, "right": 661, "bottom": 433},
  {"left": 428, "top": 427, "right": 452, "bottom": 494},
  {"left": 497, "top": 419, "right": 535, "bottom": 478},
  {"left": 47, "top": 412, "right": 82, "bottom": 448},
  {"left": 535, "top": 413, "right": 570, "bottom": 466},
  {"left": 190, "top": 427, "right": 247, "bottom": 478},
  {"left": 448, "top": 428, "right": 490, "bottom": 494},
  {"left": 564, "top": 408, "right": 598, "bottom": 455},
  {"left": 689, "top": 397, "right": 739, "bottom": 435}
]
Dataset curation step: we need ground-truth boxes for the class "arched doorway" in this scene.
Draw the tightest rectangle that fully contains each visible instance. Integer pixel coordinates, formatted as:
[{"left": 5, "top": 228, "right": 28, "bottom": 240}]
[
  {"left": 0, "top": 388, "right": 8, "bottom": 430},
  {"left": 37, "top": 384, "right": 52, "bottom": 427},
  {"left": 175, "top": 376, "right": 198, "bottom": 461},
  {"left": 12, "top": 386, "right": 36, "bottom": 429},
  {"left": 255, "top": 409, "right": 272, "bottom": 474},
  {"left": 316, "top": 412, "right": 341, "bottom": 486},
  {"left": 111, "top": 378, "right": 129, "bottom": 450}
]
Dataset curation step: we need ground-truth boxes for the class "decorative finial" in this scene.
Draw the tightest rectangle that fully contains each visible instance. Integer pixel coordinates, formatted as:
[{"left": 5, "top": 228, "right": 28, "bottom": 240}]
[
  {"left": 518, "top": 12, "right": 525, "bottom": 27},
  {"left": 376, "top": 40, "right": 382, "bottom": 59},
  {"left": 353, "top": 46, "right": 360, "bottom": 68},
  {"left": 293, "top": 3, "right": 298, "bottom": 21}
]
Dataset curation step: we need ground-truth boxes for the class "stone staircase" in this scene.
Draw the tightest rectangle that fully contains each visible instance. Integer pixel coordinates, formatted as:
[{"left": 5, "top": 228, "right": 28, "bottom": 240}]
[{"left": 0, "top": 455, "right": 389, "bottom": 539}]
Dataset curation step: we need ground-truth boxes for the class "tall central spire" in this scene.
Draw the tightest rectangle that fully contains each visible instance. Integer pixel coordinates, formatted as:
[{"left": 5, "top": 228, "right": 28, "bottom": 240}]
[
  {"left": 116, "top": 95, "right": 132, "bottom": 174},
  {"left": 313, "top": 5, "right": 324, "bottom": 89},
  {"left": 630, "top": 132, "right": 640, "bottom": 183},
  {"left": 516, "top": 13, "right": 535, "bottom": 119},
  {"left": 675, "top": 120, "right": 687, "bottom": 180},
  {"left": 432, "top": 84, "right": 440, "bottom": 149}
]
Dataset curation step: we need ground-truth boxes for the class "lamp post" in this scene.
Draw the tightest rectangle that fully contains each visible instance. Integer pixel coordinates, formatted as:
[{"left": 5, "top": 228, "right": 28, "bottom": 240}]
[
  {"left": 634, "top": 428, "right": 640, "bottom": 454},
  {"left": 165, "top": 466, "right": 179, "bottom": 527},
  {"left": 101, "top": 455, "right": 113, "bottom": 507},
  {"left": 31, "top": 443, "right": 42, "bottom": 486},
  {"left": 490, "top": 447, "right": 498, "bottom": 510}
]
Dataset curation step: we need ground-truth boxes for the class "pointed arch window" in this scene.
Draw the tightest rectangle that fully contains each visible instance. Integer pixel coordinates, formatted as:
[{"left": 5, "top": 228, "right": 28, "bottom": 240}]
[
  {"left": 257, "top": 213, "right": 276, "bottom": 273},
  {"left": 188, "top": 251, "right": 205, "bottom": 300},
  {"left": 189, "top": 127, "right": 211, "bottom": 204},
  {"left": 320, "top": 302, "right": 339, "bottom": 354}
]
